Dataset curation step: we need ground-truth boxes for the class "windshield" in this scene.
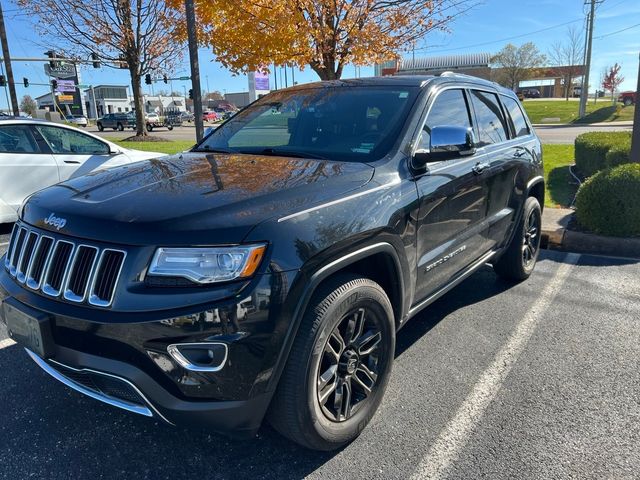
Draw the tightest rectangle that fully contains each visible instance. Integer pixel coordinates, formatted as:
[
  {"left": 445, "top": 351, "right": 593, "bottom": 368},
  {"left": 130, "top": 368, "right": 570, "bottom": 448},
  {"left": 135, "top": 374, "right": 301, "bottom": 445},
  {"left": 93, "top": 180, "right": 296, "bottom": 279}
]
[{"left": 194, "top": 86, "right": 420, "bottom": 162}]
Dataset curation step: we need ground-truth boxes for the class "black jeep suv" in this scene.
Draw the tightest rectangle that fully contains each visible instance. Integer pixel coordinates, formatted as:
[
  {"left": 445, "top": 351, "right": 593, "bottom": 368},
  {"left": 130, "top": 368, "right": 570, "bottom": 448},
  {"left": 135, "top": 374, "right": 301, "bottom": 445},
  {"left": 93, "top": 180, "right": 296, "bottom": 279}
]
[{"left": 0, "top": 74, "right": 543, "bottom": 451}]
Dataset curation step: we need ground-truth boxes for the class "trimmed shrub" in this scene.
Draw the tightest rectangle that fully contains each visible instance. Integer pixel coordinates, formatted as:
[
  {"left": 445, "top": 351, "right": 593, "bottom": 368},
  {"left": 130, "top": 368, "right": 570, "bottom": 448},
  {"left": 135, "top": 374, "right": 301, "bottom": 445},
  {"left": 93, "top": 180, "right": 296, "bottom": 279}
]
[
  {"left": 576, "top": 163, "right": 640, "bottom": 237},
  {"left": 574, "top": 131, "right": 632, "bottom": 177},
  {"left": 605, "top": 143, "right": 631, "bottom": 169}
]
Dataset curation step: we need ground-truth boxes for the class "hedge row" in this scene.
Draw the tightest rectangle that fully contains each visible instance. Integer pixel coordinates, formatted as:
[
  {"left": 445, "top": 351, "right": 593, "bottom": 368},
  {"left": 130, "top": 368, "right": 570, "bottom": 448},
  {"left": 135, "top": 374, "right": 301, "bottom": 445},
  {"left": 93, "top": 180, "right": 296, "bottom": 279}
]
[
  {"left": 574, "top": 131, "right": 632, "bottom": 177},
  {"left": 576, "top": 163, "right": 640, "bottom": 237}
]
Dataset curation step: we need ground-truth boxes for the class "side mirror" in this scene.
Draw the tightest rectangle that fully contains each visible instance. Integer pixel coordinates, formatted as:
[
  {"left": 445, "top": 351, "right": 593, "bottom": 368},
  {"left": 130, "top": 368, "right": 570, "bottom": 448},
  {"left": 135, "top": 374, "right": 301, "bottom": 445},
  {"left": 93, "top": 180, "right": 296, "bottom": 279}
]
[{"left": 413, "top": 126, "right": 477, "bottom": 168}]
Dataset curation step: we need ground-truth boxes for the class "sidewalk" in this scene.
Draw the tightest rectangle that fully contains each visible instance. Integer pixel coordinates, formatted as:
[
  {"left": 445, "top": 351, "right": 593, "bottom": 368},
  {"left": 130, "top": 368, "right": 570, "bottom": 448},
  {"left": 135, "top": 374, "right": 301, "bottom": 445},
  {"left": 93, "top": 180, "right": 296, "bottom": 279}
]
[
  {"left": 542, "top": 207, "right": 640, "bottom": 259},
  {"left": 533, "top": 120, "right": 633, "bottom": 127}
]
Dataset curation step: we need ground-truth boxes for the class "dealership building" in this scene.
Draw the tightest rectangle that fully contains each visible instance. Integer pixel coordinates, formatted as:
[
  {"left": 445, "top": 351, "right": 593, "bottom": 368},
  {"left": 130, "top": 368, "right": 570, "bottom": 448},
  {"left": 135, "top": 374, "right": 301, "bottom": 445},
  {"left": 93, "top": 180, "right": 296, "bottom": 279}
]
[{"left": 376, "top": 53, "right": 585, "bottom": 98}]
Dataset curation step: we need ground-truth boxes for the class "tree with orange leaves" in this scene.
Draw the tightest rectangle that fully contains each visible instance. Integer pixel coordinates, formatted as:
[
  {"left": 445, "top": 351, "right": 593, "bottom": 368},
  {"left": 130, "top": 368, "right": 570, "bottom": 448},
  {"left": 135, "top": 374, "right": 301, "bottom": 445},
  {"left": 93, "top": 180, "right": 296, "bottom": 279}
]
[
  {"left": 168, "top": 0, "right": 476, "bottom": 80},
  {"left": 18, "top": 0, "right": 184, "bottom": 137}
]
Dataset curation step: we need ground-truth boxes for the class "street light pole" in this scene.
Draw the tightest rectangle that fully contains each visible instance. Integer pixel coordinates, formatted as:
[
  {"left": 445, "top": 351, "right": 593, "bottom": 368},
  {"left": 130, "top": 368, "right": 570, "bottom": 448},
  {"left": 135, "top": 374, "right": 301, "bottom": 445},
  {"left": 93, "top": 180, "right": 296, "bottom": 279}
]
[
  {"left": 579, "top": 0, "right": 597, "bottom": 118},
  {"left": 0, "top": 3, "right": 19, "bottom": 116},
  {"left": 185, "top": 0, "right": 204, "bottom": 142}
]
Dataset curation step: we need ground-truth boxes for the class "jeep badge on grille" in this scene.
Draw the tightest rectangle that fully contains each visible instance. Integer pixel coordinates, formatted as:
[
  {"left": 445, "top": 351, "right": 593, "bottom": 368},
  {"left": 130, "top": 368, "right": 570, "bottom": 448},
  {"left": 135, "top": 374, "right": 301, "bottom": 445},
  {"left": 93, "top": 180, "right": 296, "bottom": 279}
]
[{"left": 44, "top": 213, "right": 67, "bottom": 230}]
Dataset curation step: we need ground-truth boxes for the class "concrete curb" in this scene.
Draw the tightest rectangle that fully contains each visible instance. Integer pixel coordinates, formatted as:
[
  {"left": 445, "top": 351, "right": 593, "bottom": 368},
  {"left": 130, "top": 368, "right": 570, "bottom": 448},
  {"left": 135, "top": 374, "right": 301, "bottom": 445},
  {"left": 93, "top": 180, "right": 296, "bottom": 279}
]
[{"left": 542, "top": 218, "right": 640, "bottom": 259}]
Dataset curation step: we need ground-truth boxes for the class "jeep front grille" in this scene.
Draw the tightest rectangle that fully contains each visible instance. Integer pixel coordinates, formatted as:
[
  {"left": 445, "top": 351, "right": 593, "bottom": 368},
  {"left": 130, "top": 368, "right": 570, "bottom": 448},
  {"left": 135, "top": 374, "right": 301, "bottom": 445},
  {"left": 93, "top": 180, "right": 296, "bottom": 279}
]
[{"left": 4, "top": 224, "right": 126, "bottom": 308}]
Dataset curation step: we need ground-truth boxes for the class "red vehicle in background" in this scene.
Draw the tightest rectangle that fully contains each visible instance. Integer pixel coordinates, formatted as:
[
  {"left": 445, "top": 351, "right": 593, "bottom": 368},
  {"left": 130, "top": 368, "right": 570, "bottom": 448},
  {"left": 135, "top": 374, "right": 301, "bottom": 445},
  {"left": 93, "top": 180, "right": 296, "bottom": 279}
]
[
  {"left": 618, "top": 91, "right": 636, "bottom": 106},
  {"left": 203, "top": 111, "right": 219, "bottom": 122}
]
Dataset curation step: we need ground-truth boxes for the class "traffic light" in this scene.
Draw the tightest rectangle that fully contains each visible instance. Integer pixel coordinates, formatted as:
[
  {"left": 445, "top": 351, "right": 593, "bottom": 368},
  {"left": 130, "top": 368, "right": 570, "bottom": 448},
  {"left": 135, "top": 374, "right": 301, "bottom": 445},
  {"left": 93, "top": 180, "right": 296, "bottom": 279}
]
[
  {"left": 45, "top": 51, "right": 58, "bottom": 68},
  {"left": 188, "top": 89, "right": 193, "bottom": 100},
  {"left": 0, "top": 75, "right": 6, "bottom": 87},
  {"left": 51, "top": 79, "right": 58, "bottom": 90},
  {"left": 145, "top": 74, "right": 152, "bottom": 85},
  {"left": 91, "top": 52, "right": 100, "bottom": 69},
  {"left": 23, "top": 77, "right": 29, "bottom": 88},
  {"left": 163, "top": 75, "right": 168, "bottom": 84}
]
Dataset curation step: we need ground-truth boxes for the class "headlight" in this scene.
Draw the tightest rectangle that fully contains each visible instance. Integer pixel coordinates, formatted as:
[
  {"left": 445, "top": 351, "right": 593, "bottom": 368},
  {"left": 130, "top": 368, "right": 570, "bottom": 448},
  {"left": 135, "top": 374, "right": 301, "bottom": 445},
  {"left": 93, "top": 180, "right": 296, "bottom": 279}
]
[{"left": 148, "top": 244, "right": 266, "bottom": 284}]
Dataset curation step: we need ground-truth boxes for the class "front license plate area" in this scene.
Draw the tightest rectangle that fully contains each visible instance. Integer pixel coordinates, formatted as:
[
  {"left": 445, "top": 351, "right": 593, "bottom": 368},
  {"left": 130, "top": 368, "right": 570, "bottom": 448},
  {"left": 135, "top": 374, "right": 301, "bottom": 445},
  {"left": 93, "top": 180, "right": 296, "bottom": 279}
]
[{"left": 2, "top": 301, "right": 55, "bottom": 358}]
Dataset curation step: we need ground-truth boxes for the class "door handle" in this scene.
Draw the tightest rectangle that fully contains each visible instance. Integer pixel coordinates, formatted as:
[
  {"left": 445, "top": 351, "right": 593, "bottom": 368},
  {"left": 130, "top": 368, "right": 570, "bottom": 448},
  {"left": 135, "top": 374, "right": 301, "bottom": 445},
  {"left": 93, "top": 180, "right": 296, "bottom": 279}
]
[
  {"left": 63, "top": 160, "right": 81, "bottom": 164},
  {"left": 472, "top": 162, "right": 490, "bottom": 175},
  {"left": 513, "top": 148, "right": 528, "bottom": 158}
]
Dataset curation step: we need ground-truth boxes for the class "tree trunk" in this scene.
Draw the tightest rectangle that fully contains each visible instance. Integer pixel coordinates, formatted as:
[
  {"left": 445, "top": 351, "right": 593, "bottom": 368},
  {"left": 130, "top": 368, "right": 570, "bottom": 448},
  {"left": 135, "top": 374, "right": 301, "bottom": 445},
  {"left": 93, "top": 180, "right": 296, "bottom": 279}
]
[{"left": 129, "top": 67, "right": 147, "bottom": 137}]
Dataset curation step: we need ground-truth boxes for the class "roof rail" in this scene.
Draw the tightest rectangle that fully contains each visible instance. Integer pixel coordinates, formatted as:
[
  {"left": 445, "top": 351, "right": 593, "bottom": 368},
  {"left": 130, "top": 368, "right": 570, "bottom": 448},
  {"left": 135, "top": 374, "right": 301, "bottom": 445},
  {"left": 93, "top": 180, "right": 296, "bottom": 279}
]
[{"left": 439, "top": 71, "right": 504, "bottom": 89}]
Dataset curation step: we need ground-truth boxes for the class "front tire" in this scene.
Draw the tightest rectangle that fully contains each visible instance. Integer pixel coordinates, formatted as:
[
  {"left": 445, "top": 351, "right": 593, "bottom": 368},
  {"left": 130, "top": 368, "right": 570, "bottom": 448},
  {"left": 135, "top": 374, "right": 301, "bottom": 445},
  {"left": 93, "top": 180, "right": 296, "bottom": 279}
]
[
  {"left": 268, "top": 274, "right": 395, "bottom": 450},
  {"left": 624, "top": 98, "right": 632, "bottom": 106},
  {"left": 97, "top": 123, "right": 104, "bottom": 131},
  {"left": 493, "top": 196, "right": 542, "bottom": 281}
]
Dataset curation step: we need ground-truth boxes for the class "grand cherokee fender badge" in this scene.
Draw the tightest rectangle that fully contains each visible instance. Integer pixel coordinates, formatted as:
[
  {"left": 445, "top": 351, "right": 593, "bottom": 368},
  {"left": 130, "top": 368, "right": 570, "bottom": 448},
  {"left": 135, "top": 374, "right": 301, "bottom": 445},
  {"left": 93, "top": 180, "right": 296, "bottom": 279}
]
[
  {"left": 425, "top": 245, "right": 467, "bottom": 272},
  {"left": 44, "top": 213, "right": 67, "bottom": 230}
]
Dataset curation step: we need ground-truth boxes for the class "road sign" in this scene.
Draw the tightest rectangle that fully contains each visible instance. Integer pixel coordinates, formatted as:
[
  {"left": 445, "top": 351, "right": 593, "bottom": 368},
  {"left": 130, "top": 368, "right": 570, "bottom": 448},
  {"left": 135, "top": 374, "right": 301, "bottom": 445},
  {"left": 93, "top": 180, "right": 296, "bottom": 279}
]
[
  {"left": 78, "top": 84, "right": 90, "bottom": 89},
  {"left": 44, "top": 63, "right": 76, "bottom": 79},
  {"left": 56, "top": 79, "right": 75, "bottom": 93},
  {"left": 58, "top": 94, "right": 74, "bottom": 103},
  {"left": 179, "top": 76, "right": 191, "bottom": 81}
]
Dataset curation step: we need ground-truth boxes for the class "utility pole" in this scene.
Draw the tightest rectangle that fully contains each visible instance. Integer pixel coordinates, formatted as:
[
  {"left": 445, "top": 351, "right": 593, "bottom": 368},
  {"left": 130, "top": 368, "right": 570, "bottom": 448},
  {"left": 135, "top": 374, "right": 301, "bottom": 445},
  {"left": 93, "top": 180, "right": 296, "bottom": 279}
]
[
  {"left": 631, "top": 52, "right": 640, "bottom": 163},
  {"left": 579, "top": 0, "right": 597, "bottom": 118},
  {"left": 0, "top": 3, "right": 19, "bottom": 116},
  {"left": 185, "top": 0, "right": 204, "bottom": 142}
]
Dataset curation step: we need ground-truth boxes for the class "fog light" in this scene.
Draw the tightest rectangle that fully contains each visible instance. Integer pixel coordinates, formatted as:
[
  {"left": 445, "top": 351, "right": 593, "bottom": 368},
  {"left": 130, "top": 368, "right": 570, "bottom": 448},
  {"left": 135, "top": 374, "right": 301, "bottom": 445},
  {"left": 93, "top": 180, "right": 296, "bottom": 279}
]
[{"left": 167, "top": 342, "right": 228, "bottom": 372}]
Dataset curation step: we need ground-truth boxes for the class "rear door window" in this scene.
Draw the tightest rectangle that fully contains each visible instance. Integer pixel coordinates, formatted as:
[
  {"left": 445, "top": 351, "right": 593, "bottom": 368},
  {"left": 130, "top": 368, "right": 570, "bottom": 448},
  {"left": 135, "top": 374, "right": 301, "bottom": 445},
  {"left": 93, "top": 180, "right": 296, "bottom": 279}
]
[
  {"left": 0, "top": 125, "right": 40, "bottom": 153},
  {"left": 469, "top": 90, "right": 508, "bottom": 146},
  {"left": 501, "top": 95, "right": 530, "bottom": 137}
]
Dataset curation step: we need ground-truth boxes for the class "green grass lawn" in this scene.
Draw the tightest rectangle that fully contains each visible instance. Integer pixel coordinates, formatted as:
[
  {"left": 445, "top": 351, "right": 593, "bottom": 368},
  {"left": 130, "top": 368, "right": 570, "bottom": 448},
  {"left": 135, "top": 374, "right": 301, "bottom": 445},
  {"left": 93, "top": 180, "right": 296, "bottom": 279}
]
[
  {"left": 543, "top": 144, "right": 576, "bottom": 208},
  {"left": 114, "top": 140, "right": 195, "bottom": 155},
  {"left": 523, "top": 100, "right": 634, "bottom": 124}
]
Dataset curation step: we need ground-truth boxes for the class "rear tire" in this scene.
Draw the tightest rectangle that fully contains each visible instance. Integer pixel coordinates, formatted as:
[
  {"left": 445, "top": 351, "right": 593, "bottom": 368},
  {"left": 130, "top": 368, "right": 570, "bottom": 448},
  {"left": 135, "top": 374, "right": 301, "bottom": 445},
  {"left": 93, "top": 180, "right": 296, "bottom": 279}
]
[
  {"left": 116, "top": 123, "right": 124, "bottom": 131},
  {"left": 493, "top": 196, "right": 542, "bottom": 281},
  {"left": 268, "top": 274, "right": 395, "bottom": 451},
  {"left": 624, "top": 98, "right": 632, "bottom": 107}
]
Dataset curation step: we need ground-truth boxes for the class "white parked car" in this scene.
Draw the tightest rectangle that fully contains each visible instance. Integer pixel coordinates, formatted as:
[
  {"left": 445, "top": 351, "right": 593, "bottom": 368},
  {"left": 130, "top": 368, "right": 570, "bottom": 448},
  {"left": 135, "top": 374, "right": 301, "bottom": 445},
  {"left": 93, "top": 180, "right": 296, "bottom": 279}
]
[
  {"left": 0, "top": 119, "right": 164, "bottom": 224},
  {"left": 64, "top": 114, "right": 88, "bottom": 127},
  {"left": 145, "top": 112, "right": 160, "bottom": 122}
]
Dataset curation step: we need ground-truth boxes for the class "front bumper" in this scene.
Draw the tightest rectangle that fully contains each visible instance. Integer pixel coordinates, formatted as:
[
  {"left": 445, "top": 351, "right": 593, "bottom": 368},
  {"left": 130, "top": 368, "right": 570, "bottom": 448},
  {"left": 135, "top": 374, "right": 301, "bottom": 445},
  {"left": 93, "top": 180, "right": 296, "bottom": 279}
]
[{"left": 0, "top": 266, "right": 298, "bottom": 438}]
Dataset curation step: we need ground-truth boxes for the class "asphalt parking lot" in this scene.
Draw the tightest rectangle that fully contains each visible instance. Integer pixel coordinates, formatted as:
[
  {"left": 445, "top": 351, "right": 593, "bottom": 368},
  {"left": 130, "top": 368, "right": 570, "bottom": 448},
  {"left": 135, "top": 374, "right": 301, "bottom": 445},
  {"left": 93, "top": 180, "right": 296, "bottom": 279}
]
[{"left": 1, "top": 231, "right": 639, "bottom": 479}]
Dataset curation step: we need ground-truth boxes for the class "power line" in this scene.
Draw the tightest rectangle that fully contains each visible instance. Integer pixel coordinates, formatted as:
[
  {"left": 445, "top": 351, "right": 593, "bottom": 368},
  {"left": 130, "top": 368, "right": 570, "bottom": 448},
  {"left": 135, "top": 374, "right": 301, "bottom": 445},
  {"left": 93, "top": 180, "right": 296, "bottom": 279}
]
[
  {"left": 414, "top": 18, "right": 584, "bottom": 53},
  {"left": 594, "top": 22, "right": 640, "bottom": 39}
]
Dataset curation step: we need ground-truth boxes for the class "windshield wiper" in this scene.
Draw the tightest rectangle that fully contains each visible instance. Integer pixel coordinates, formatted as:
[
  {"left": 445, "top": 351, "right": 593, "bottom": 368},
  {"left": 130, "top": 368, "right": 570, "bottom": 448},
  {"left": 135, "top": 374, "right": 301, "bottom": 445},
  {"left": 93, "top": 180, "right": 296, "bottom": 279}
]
[
  {"left": 192, "top": 145, "right": 237, "bottom": 154},
  {"left": 255, "top": 148, "right": 329, "bottom": 160}
]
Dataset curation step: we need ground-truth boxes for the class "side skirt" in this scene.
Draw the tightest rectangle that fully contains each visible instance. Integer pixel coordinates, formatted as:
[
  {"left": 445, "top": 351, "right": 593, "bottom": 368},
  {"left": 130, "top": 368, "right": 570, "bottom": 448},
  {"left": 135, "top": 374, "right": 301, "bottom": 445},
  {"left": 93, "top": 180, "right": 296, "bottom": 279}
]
[{"left": 404, "top": 249, "right": 497, "bottom": 325}]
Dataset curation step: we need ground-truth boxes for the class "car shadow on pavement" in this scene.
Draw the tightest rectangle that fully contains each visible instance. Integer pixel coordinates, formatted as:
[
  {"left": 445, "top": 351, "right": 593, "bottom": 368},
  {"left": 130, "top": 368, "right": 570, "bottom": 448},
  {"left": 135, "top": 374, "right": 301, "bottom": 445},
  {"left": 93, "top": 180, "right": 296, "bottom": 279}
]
[{"left": 395, "top": 265, "right": 515, "bottom": 359}]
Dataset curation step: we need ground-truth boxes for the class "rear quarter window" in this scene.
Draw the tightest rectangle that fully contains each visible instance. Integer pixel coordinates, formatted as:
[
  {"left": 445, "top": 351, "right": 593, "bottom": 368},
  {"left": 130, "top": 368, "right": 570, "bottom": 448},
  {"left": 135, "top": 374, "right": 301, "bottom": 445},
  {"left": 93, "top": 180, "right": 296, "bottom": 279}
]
[{"left": 501, "top": 95, "right": 531, "bottom": 137}]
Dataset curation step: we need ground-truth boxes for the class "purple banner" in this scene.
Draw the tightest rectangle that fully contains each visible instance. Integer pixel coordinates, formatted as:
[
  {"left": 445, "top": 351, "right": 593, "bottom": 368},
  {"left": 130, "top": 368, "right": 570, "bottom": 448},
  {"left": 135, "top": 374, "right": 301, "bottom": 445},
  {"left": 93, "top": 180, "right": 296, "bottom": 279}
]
[{"left": 255, "top": 71, "right": 269, "bottom": 90}]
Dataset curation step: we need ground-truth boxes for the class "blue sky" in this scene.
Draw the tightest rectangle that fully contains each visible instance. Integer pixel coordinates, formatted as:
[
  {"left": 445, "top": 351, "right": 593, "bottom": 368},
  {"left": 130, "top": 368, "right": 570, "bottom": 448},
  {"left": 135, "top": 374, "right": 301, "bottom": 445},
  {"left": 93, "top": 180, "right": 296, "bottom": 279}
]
[{"left": 0, "top": 0, "right": 638, "bottom": 109}]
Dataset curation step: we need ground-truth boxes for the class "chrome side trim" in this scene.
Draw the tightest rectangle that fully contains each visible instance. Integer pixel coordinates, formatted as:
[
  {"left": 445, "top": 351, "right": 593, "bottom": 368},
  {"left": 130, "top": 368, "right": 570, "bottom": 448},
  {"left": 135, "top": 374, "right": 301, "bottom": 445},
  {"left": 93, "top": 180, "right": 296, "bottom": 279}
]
[
  {"left": 25, "top": 349, "right": 173, "bottom": 425},
  {"left": 167, "top": 342, "right": 229, "bottom": 373},
  {"left": 277, "top": 180, "right": 401, "bottom": 223},
  {"left": 408, "top": 249, "right": 497, "bottom": 318}
]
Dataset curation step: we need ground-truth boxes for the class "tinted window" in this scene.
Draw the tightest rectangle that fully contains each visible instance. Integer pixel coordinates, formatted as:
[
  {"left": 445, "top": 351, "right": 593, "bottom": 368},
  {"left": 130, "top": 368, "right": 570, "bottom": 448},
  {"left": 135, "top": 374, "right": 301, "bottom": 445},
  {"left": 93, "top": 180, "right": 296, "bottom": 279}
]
[
  {"left": 469, "top": 90, "right": 508, "bottom": 146},
  {"left": 501, "top": 95, "right": 530, "bottom": 137},
  {"left": 0, "top": 125, "right": 39, "bottom": 153},
  {"left": 198, "top": 86, "right": 420, "bottom": 162},
  {"left": 35, "top": 126, "right": 109, "bottom": 155},
  {"left": 419, "top": 89, "right": 471, "bottom": 150}
]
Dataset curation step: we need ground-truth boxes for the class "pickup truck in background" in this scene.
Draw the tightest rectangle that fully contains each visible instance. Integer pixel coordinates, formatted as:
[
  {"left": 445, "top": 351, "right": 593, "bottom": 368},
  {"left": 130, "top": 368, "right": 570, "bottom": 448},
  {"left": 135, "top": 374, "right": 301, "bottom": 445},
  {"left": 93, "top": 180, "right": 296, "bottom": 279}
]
[{"left": 618, "top": 91, "right": 636, "bottom": 106}]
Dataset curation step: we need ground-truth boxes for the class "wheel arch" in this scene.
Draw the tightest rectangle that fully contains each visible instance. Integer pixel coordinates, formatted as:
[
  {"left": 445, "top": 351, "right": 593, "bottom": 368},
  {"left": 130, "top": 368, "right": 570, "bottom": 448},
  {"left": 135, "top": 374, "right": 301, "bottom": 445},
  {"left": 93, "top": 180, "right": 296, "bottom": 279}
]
[
  {"left": 265, "top": 242, "right": 406, "bottom": 394},
  {"left": 527, "top": 176, "right": 545, "bottom": 212}
]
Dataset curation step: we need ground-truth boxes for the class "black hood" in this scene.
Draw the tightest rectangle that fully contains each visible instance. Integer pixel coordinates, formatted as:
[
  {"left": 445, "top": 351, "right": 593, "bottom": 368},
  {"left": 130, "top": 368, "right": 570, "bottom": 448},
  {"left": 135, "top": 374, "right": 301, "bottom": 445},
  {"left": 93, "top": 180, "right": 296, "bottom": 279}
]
[{"left": 22, "top": 152, "right": 374, "bottom": 245}]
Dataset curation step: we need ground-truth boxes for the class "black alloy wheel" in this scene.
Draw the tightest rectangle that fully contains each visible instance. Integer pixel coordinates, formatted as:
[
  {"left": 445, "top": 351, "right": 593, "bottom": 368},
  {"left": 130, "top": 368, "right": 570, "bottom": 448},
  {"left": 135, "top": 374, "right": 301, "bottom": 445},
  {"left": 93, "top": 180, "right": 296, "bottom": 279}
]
[
  {"left": 493, "top": 196, "right": 542, "bottom": 281},
  {"left": 522, "top": 206, "right": 541, "bottom": 268},
  {"left": 317, "top": 307, "right": 384, "bottom": 422},
  {"left": 268, "top": 274, "right": 395, "bottom": 451}
]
